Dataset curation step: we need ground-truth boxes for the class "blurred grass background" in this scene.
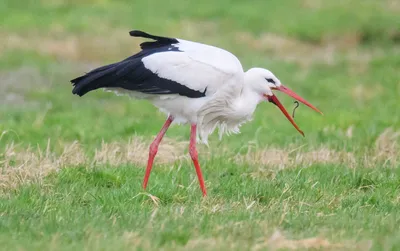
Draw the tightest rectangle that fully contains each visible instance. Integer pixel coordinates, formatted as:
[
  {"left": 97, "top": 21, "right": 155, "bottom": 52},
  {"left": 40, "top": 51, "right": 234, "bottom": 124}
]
[
  {"left": 0, "top": 0, "right": 399, "bottom": 150},
  {"left": 1, "top": 0, "right": 400, "bottom": 250}
]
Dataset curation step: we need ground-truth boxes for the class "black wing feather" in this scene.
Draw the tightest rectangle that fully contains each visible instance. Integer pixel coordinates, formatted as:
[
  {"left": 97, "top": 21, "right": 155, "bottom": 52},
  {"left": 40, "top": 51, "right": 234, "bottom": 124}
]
[
  {"left": 71, "top": 30, "right": 206, "bottom": 98},
  {"left": 129, "top": 30, "right": 179, "bottom": 50}
]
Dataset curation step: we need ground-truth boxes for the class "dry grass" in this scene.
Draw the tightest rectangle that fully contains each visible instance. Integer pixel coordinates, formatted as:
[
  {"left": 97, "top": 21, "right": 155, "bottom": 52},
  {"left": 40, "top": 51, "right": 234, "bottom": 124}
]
[
  {"left": 2, "top": 24, "right": 397, "bottom": 79},
  {"left": 234, "top": 146, "right": 357, "bottom": 169},
  {"left": 93, "top": 137, "right": 190, "bottom": 166},
  {"left": 255, "top": 231, "right": 338, "bottom": 250},
  {"left": 1, "top": 128, "right": 399, "bottom": 190},
  {"left": 254, "top": 230, "right": 372, "bottom": 251},
  {"left": 351, "top": 84, "right": 384, "bottom": 104},
  {"left": 1, "top": 20, "right": 221, "bottom": 64},
  {"left": 235, "top": 128, "right": 399, "bottom": 179},
  {"left": 233, "top": 31, "right": 397, "bottom": 71},
  {"left": 1, "top": 30, "right": 141, "bottom": 62},
  {"left": 172, "top": 18, "right": 368, "bottom": 69},
  {"left": 386, "top": 0, "right": 400, "bottom": 11},
  {"left": 234, "top": 32, "right": 349, "bottom": 67},
  {"left": 120, "top": 229, "right": 366, "bottom": 251},
  {"left": 1, "top": 24, "right": 389, "bottom": 71},
  {"left": 373, "top": 127, "right": 400, "bottom": 167},
  {"left": 0, "top": 141, "right": 85, "bottom": 191},
  {"left": 0, "top": 137, "right": 187, "bottom": 192},
  {"left": 120, "top": 229, "right": 369, "bottom": 250},
  {"left": 0, "top": 67, "right": 50, "bottom": 106},
  {"left": 175, "top": 20, "right": 219, "bottom": 40}
]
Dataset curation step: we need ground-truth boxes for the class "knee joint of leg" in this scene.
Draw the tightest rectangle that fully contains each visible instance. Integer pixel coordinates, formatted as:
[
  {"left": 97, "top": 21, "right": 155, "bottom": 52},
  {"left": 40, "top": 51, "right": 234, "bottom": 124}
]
[
  {"left": 189, "top": 146, "right": 198, "bottom": 159},
  {"left": 149, "top": 143, "right": 158, "bottom": 155}
]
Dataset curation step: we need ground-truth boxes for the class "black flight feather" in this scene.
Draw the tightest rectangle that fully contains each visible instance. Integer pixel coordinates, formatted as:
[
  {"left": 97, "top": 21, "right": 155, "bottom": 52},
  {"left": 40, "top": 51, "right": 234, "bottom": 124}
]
[
  {"left": 129, "top": 30, "right": 179, "bottom": 50},
  {"left": 71, "top": 30, "right": 206, "bottom": 98}
]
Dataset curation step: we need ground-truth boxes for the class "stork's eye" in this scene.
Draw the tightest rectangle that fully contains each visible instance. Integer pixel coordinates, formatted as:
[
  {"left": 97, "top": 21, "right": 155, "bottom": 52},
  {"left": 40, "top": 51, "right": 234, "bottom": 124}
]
[{"left": 266, "top": 78, "right": 276, "bottom": 84}]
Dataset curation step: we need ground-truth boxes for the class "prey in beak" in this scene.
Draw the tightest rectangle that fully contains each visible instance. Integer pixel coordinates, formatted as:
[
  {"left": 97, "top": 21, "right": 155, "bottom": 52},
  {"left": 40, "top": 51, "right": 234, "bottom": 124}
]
[{"left": 264, "top": 85, "right": 322, "bottom": 136}]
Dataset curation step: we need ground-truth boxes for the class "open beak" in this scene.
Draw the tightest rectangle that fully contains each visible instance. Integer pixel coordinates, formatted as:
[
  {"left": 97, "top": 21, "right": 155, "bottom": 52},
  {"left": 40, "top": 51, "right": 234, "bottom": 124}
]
[
  {"left": 264, "top": 85, "right": 322, "bottom": 137},
  {"left": 273, "top": 85, "right": 323, "bottom": 115},
  {"left": 264, "top": 94, "right": 305, "bottom": 136}
]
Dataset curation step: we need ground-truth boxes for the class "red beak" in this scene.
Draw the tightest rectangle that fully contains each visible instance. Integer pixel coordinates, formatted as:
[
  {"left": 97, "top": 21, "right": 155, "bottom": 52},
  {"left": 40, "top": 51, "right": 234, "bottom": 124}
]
[
  {"left": 273, "top": 85, "right": 323, "bottom": 115},
  {"left": 264, "top": 85, "right": 322, "bottom": 136},
  {"left": 265, "top": 94, "right": 305, "bottom": 136}
]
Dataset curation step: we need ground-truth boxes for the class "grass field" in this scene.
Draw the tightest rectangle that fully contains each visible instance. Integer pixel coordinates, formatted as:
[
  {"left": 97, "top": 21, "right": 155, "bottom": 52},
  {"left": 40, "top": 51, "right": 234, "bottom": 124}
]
[{"left": 1, "top": 0, "right": 400, "bottom": 250}]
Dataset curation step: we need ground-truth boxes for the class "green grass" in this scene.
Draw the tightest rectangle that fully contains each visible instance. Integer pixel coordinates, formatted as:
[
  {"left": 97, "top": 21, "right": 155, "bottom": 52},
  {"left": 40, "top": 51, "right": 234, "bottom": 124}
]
[
  {"left": 2, "top": 164, "right": 400, "bottom": 250},
  {"left": 1, "top": 0, "right": 400, "bottom": 250}
]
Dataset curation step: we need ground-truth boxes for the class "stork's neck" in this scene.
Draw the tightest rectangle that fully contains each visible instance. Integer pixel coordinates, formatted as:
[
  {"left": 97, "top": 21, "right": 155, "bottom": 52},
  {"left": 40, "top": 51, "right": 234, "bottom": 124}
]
[
  {"left": 238, "top": 70, "right": 264, "bottom": 104},
  {"left": 196, "top": 76, "right": 264, "bottom": 143},
  {"left": 218, "top": 82, "right": 264, "bottom": 128},
  {"left": 235, "top": 84, "right": 264, "bottom": 114}
]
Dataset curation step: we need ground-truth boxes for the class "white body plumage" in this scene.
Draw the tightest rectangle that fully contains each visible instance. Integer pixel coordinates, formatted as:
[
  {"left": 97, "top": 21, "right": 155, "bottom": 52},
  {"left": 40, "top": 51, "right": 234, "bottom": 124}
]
[{"left": 105, "top": 38, "right": 278, "bottom": 144}]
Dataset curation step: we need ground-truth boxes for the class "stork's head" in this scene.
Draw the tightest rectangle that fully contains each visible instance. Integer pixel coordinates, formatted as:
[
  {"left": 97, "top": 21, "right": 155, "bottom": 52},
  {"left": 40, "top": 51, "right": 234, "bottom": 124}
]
[{"left": 246, "top": 68, "right": 323, "bottom": 136}]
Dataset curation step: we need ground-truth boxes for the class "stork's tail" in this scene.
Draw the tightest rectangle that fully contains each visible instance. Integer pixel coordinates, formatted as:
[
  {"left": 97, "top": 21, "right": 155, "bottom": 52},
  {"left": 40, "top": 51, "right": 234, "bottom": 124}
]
[{"left": 71, "top": 63, "right": 118, "bottom": 96}]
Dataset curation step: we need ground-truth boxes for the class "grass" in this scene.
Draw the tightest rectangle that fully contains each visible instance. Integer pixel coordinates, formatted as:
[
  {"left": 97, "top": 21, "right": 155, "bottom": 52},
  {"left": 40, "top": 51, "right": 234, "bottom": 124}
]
[
  {"left": 0, "top": 0, "right": 399, "bottom": 250},
  {"left": 2, "top": 164, "right": 399, "bottom": 250}
]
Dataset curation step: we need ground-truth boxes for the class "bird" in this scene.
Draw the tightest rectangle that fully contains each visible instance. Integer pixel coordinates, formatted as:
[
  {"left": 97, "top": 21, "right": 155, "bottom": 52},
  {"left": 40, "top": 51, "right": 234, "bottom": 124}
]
[{"left": 71, "top": 30, "right": 323, "bottom": 196}]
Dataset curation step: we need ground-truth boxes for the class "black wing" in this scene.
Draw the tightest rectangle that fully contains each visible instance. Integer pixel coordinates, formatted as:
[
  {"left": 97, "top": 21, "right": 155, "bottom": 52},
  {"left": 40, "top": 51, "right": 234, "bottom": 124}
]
[{"left": 71, "top": 30, "right": 207, "bottom": 98}]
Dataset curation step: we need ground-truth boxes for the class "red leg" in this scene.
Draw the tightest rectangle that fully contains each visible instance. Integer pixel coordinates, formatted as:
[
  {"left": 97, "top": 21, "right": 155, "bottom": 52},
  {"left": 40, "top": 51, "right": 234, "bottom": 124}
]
[
  {"left": 142, "top": 116, "right": 174, "bottom": 190},
  {"left": 189, "top": 124, "right": 207, "bottom": 196}
]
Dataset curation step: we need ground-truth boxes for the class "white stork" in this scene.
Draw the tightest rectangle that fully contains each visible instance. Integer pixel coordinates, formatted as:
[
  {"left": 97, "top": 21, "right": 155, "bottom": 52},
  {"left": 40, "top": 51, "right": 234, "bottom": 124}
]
[{"left": 71, "top": 30, "right": 322, "bottom": 196}]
